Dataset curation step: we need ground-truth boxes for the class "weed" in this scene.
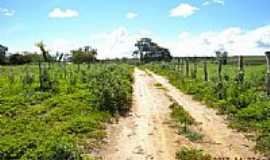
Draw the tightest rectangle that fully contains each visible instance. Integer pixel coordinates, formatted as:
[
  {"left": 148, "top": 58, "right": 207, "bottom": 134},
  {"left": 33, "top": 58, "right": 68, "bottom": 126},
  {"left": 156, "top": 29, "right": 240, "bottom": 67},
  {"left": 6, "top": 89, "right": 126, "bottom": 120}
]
[{"left": 176, "top": 147, "right": 211, "bottom": 160}]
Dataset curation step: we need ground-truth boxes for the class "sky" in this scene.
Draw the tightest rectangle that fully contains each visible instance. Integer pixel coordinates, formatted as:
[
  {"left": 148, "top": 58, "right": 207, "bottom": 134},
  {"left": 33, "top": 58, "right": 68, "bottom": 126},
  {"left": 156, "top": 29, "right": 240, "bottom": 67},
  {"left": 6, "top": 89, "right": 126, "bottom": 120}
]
[{"left": 0, "top": 0, "right": 270, "bottom": 58}]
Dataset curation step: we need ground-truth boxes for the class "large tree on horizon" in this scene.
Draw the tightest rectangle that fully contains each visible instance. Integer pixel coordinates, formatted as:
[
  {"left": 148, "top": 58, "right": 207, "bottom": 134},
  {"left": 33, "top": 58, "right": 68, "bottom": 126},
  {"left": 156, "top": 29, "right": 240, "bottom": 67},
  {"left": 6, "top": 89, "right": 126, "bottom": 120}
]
[
  {"left": 133, "top": 38, "right": 172, "bottom": 63},
  {"left": 215, "top": 50, "right": 228, "bottom": 65}
]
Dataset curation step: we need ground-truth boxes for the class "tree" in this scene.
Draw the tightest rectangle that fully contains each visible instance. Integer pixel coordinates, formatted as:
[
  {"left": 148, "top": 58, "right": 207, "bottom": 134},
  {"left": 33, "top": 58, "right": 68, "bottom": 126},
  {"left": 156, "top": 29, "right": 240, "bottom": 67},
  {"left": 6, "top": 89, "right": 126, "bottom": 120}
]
[
  {"left": 22, "top": 52, "right": 43, "bottom": 63},
  {"left": 71, "top": 46, "right": 98, "bottom": 64},
  {"left": 215, "top": 50, "right": 228, "bottom": 65},
  {"left": 133, "top": 38, "right": 172, "bottom": 63},
  {"left": 0, "top": 44, "right": 8, "bottom": 64},
  {"left": 8, "top": 52, "right": 42, "bottom": 65},
  {"left": 35, "top": 41, "right": 50, "bottom": 62},
  {"left": 133, "top": 38, "right": 151, "bottom": 62},
  {"left": 8, "top": 54, "right": 27, "bottom": 65}
]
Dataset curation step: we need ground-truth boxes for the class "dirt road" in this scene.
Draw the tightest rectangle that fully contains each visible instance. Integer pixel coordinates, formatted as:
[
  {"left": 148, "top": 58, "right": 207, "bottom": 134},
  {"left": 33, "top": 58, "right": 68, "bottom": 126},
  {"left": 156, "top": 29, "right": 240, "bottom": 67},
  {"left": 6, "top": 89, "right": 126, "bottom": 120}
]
[
  {"left": 149, "top": 70, "right": 262, "bottom": 158},
  {"left": 100, "top": 68, "right": 262, "bottom": 159}
]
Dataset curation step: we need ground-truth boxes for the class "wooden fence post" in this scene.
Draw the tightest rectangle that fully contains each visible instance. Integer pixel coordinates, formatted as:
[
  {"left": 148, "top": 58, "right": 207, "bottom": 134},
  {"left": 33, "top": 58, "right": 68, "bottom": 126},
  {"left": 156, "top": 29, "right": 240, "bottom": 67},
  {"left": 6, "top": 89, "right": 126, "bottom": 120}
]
[
  {"left": 64, "top": 62, "right": 67, "bottom": 80},
  {"left": 181, "top": 58, "right": 184, "bottom": 75},
  {"left": 218, "top": 58, "right": 222, "bottom": 81},
  {"left": 204, "top": 60, "right": 208, "bottom": 81},
  {"left": 77, "top": 63, "right": 80, "bottom": 72},
  {"left": 238, "top": 56, "right": 244, "bottom": 84},
  {"left": 186, "top": 58, "right": 189, "bottom": 77},
  {"left": 38, "top": 61, "right": 43, "bottom": 91},
  {"left": 177, "top": 57, "right": 180, "bottom": 71},
  {"left": 192, "top": 58, "right": 197, "bottom": 79},
  {"left": 265, "top": 52, "right": 270, "bottom": 96},
  {"left": 216, "top": 56, "right": 224, "bottom": 99}
]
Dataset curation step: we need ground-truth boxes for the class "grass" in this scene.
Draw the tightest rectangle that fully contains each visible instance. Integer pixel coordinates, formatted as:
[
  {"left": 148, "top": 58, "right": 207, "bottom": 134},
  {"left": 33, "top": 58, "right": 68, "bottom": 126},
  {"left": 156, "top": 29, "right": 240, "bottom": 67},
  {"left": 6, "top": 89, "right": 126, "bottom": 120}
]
[
  {"left": 154, "top": 82, "right": 162, "bottom": 87},
  {"left": 176, "top": 147, "right": 211, "bottom": 160},
  {"left": 154, "top": 82, "right": 167, "bottom": 90},
  {"left": 0, "top": 63, "right": 134, "bottom": 159},
  {"left": 169, "top": 103, "right": 203, "bottom": 142},
  {"left": 144, "top": 62, "right": 270, "bottom": 156},
  {"left": 180, "top": 128, "right": 204, "bottom": 142}
]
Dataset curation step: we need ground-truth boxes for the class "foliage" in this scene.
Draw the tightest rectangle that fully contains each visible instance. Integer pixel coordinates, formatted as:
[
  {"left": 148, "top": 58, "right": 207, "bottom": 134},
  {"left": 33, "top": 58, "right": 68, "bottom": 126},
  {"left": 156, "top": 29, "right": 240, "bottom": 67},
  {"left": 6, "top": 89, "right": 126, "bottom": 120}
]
[
  {"left": 170, "top": 103, "right": 203, "bottom": 142},
  {"left": 22, "top": 52, "right": 43, "bottom": 63},
  {"left": 89, "top": 64, "right": 133, "bottom": 115},
  {"left": 170, "top": 103, "right": 194, "bottom": 125},
  {"left": 71, "top": 46, "right": 97, "bottom": 64},
  {"left": 144, "top": 62, "right": 270, "bottom": 156},
  {"left": 8, "top": 53, "right": 32, "bottom": 65},
  {"left": 35, "top": 41, "right": 52, "bottom": 62},
  {"left": 0, "top": 49, "right": 42, "bottom": 65},
  {"left": 176, "top": 147, "right": 211, "bottom": 160},
  {"left": 133, "top": 38, "right": 172, "bottom": 62},
  {"left": 216, "top": 50, "right": 228, "bottom": 65},
  {"left": 0, "top": 63, "right": 133, "bottom": 159}
]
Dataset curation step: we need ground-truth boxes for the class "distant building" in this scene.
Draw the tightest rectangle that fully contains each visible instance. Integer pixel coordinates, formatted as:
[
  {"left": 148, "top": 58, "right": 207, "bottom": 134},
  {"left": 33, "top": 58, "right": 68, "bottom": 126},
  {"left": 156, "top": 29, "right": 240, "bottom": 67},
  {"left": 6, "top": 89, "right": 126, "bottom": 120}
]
[{"left": 63, "top": 53, "right": 72, "bottom": 62}]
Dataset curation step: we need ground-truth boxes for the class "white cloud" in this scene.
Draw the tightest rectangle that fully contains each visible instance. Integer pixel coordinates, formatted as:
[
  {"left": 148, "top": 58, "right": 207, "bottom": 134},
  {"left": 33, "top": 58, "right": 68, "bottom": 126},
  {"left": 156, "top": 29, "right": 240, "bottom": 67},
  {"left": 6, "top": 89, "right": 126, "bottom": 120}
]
[
  {"left": 203, "top": 0, "right": 224, "bottom": 6},
  {"left": 90, "top": 27, "right": 152, "bottom": 59},
  {"left": 14, "top": 26, "right": 270, "bottom": 58},
  {"left": 179, "top": 32, "right": 191, "bottom": 39},
  {"left": 164, "top": 25, "right": 270, "bottom": 57},
  {"left": 49, "top": 8, "right": 79, "bottom": 18},
  {"left": 170, "top": 3, "right": 199, "bottom": 18},
  {"left": 42, "top": 27, "right": 151, "bottom": 59},
  {"left": 0, "top": 8, "right": 15, "bottom": 16},
  {"left": 49, "top": 38, "right": 82, "bottom": 53},
  {"left": 126, "top": 12, "right": 138, "bottom": 19}
]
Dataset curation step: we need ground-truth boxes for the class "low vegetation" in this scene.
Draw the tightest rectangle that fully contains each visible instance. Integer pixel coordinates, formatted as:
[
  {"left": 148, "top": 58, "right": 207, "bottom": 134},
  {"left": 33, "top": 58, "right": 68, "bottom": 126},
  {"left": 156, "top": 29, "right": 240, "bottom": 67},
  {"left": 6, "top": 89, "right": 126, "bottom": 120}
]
[
  {"left": 176, "top": 147, "right": 211, "bottom": 160},
  {"left": 0, "top": 63, "right": 133, "bottom": 159},
  {"left": 170, "top": 103, "right": 203, "bottom": 142},
  {"left": 145, "top": 61, "right": 270, "bottom": 156}
]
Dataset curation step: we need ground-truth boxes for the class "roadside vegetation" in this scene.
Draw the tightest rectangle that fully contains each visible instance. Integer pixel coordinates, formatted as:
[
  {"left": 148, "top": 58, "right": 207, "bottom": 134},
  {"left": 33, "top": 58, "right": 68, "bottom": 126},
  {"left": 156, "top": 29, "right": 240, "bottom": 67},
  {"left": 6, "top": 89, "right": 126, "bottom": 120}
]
[
  {"left": 0, "top": 63, "right": 133, "bottom": 159},
  {"left": 144, "top": 59, "right": 270, "bottom": 156},
  {"left": 176, "top": 147, "right": 211, "bottom": 160},
  {"left": 170, "top": 103, "right": 204, "bottom": 142}
]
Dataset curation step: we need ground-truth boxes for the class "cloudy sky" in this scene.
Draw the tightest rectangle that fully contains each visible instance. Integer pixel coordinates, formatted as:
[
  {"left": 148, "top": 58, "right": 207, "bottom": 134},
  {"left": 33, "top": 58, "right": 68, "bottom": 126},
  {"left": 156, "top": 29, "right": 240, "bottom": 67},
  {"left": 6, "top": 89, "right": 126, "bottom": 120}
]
[{"left": 0, "top": 0, "right": 270, "bottom": 58}]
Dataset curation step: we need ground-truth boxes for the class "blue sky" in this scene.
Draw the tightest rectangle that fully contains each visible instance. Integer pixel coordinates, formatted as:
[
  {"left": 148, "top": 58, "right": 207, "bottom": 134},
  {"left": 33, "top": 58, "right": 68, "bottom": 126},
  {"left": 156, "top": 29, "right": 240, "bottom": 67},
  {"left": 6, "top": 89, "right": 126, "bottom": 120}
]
[{"left": 1, "top": 0, "right": 270, "bottom": 58}]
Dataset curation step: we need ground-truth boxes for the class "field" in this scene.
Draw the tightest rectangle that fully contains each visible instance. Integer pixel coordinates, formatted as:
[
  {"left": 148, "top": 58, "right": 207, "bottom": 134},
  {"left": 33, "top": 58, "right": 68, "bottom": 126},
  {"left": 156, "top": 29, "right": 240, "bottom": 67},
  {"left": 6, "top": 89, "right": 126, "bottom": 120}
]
[
  {"left": 0, "top": 63, "right": 133, "bottom": 159},
  {"left": 1, "top": 59, "right": 270, "bottom": 159},
  {"left": 143, "top": 60, "right": 270, "bottom": 156}
]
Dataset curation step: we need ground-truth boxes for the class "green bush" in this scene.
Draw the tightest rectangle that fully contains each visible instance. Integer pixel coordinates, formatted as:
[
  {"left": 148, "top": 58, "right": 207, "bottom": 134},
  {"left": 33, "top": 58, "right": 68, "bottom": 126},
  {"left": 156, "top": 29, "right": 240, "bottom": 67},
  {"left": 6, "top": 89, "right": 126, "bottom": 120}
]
[{"left": 89, "top": 64, "right": 133, "bottom": 115}]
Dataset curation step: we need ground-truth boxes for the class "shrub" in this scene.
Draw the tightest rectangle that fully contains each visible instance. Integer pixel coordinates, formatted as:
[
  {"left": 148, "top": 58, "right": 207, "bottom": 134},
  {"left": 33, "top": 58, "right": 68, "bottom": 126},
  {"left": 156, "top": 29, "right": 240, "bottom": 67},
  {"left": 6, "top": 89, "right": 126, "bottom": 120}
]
[{"left": 89, "top": 65, "right": 133, "bottom": 115}]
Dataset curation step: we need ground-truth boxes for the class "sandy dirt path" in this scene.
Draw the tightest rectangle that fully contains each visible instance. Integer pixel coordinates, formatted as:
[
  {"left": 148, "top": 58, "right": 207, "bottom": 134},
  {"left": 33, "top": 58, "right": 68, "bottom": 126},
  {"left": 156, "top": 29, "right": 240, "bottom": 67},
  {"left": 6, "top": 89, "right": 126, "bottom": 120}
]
[
  {"left": 149, "top": 70, "right": 263, "bottom": 158},
  {"left": 100, "top": 68, "right": 264, "bottom": 159},
  {"left": 100, "top": 68, "right": 186, "bottom": 160}
]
